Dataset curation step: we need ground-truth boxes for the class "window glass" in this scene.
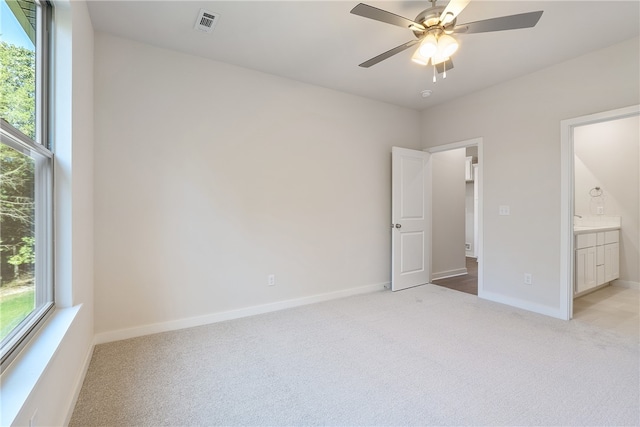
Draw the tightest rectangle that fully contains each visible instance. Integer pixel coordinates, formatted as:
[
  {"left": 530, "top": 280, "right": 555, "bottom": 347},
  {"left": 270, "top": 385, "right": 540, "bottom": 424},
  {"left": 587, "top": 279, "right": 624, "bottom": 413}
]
[
  {"left": 0, "top": 0, "right": 37, "bottom": 139},
  {"left": 0, "top": 144, "right": 36, "bottom": 340},
  {"left": 0, "top": 0, "right": 52, "bottom": 369}
]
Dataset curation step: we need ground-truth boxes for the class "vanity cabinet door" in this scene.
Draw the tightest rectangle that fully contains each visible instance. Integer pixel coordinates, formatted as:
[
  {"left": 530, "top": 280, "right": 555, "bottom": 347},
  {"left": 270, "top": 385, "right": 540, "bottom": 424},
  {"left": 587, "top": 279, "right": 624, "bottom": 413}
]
[
  {"left": 604, "top": 242, "right": 620, "bottom": 283},
  {"left": 576, "top": 246, "right": 597, "bottom": 293}
]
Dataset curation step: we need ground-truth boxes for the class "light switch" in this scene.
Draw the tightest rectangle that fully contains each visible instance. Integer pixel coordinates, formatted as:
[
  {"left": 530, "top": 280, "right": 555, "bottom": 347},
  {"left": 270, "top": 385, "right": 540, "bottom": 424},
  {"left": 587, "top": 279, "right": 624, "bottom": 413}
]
[{"left": 499, "top": 205, "right": 510, "bottom": 216}]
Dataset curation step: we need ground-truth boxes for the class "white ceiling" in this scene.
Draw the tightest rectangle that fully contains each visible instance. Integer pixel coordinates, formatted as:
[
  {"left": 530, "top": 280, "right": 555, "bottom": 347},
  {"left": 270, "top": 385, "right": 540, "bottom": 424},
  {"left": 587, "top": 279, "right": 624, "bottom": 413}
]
[{"left": 86, "top": 1, "right": 640, "bottom": 111}]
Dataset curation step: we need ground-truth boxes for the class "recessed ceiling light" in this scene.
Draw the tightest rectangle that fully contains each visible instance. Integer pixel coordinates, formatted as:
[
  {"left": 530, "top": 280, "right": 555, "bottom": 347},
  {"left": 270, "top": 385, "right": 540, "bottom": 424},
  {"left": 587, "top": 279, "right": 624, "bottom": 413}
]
[{"left": 421, "top": 89, "right": 433, "bottom": 98}]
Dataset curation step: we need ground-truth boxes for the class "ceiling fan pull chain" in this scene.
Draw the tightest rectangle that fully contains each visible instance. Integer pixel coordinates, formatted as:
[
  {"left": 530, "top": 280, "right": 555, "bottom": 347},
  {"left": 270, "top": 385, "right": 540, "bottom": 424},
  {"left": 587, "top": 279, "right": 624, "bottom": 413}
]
[
  {"left": 443, "top": 59, "right": 448, "bottom": 79},
  {"left": 433, "top": 64, "right": 437, "bottom": 83}
]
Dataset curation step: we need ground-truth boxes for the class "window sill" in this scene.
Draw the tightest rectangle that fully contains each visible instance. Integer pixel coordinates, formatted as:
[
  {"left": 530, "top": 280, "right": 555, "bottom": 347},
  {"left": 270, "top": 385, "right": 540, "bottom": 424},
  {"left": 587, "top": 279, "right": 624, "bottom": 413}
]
[{"left": 0, "top": 305, "right": 81, "bottom": 426}]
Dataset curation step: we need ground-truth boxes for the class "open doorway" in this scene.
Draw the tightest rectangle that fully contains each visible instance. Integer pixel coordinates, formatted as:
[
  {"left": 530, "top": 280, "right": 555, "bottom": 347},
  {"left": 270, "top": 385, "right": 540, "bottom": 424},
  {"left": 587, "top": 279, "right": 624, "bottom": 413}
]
[
  {"left": 427, "top": 138, "right": 483, "bottom": 296},
  {"left": 560, "top": 105, "right": 639, "bottom": 327}
]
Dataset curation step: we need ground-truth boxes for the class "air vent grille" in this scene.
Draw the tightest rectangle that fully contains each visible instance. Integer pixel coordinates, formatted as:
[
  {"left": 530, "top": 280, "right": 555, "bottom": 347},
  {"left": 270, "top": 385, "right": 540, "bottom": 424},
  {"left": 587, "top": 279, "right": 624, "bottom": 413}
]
[{"left": 194, "top": 9, "right": 219, "bottom": 33}]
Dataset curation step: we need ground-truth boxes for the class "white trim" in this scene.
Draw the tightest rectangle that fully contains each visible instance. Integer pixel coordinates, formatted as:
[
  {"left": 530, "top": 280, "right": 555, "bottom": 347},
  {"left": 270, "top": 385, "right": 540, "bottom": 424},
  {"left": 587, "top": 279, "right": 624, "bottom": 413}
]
[
  {"left": 425, "top": 137, "right": 484, "bottom": 299},
  {"left": 427, "top": 137, "right": 482, "bottom": 153},
  {"left": 95, "top": 282, "right": 387, "bottom": 344},
  {"left": 431, "top": 268, "right": 468, "bottom": 281},
  {"left": 62, "top": 341, "right": 94, "bottom": 426},
  {"left": 482, "top": 290, "right": 564, "bottom": 319},
  {"left": 560, "top": 105, "right": 640, "bottom": 321},
  {"left": 612, "top": 280, "right": 640, "bottom": 291},
  {"left": 0, "top": 306, "right": 80, "bottom": 427}
]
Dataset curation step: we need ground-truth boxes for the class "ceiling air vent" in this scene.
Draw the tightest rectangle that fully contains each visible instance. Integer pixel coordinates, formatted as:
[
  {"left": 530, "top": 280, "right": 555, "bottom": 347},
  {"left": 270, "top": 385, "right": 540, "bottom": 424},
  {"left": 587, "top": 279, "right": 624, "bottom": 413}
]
[{"left": 194, "top": 9, "right": 219, "bottom": 33}]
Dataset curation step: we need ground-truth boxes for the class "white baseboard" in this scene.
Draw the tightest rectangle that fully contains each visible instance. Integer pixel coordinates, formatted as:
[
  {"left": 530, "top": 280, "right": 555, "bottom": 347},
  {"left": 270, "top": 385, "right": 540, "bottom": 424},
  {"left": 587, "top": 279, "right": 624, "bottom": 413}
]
[
  {"left": 612, "top": 280, "right": 640, "bottom": 290},
  {"left": 479, "top": 290, "right": 565, "bottom": 319},
  {"left": 432, "top": 268, "right": 468, "bottom": 281},
  {"left": 63, "top": 342, "right": 94, "bottom": 426},
  {"left": 95, "top": 282, "right": 387, "bottom": 344}
]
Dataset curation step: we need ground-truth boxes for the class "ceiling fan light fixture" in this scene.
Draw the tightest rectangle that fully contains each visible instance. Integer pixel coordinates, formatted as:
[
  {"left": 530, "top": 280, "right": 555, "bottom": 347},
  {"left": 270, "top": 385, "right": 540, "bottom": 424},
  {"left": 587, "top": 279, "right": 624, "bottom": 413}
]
[
  {"left": 437, "top": 34, "right": 459, "bottom": 57},
  {"left": 411, "top": 49, "right": 430, "bottom": 66},
  {"left": 418, "top": 33, "right": 438, "bottom": 58}
]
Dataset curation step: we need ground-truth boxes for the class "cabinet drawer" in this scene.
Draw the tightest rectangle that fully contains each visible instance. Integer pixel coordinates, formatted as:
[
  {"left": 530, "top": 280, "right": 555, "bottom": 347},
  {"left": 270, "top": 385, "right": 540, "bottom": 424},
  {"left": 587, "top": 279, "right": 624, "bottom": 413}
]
[
  {"left": 576, "top": 233, "right": 597, "bottom": 249},
  {"left": 605, "top": 230, "right": 619, "bottom": 244}
]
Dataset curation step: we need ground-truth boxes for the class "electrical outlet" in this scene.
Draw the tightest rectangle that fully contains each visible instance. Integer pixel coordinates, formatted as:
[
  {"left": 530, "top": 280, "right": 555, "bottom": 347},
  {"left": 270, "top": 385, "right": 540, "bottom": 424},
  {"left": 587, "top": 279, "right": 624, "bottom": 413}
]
[
  {"left": 524, "top": 273, "right": 533, "bottom": 285},
  {"left": 597, "top": 206, "right": 604, "bottom": 215},
  {"left": 499, "top": 205, "right": 510, "bottom": 216},
  {"left": 268, "top": 274, "right": 275, "bottom": 286}
]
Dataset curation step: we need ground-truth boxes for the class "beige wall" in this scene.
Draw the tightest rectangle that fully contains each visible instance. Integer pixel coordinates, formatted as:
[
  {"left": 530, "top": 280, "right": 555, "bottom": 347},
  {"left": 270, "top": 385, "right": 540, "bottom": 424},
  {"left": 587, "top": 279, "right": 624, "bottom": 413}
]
[
  {"left": 421, "top": 37, "right": 640, "bottom": 316},
  {"left": 93, "top": 33, "right": 422, "bottom": 338},
  {"left": 431, "top": 148, "right": 466, "bottom": 279},
  {"left": 574, "top": 115, "right": 640, "bottom": 285}
]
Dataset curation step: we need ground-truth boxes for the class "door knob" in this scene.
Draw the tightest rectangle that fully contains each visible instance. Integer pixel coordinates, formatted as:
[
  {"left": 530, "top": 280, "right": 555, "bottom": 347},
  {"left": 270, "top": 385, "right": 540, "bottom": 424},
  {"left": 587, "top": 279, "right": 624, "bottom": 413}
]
[{"left": 395, "top": 224, "right": 402, "bottom": 228}]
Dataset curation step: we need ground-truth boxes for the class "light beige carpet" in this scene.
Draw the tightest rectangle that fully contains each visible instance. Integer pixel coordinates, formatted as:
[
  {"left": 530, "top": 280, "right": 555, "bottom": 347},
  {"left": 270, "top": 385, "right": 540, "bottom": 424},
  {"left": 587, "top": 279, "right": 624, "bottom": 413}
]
[{"left": 70, "top": 284, "right": 639, "bottom": 426}]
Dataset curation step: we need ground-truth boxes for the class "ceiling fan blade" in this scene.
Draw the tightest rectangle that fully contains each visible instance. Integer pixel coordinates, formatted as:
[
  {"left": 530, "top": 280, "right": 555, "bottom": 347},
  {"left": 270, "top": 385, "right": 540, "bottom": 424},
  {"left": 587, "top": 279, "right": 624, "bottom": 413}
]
[
  {"left": 351, "top": 3, "right": 424, "bottom": 31},
  {"left": 439, "top": 0, "right": 471, "bottom": 25},
  {"left": 359, "top": 40, "right": 419, "bottom": 68},
  {"left": 453, "top": 11, "right": 543, "bottom": 34}
]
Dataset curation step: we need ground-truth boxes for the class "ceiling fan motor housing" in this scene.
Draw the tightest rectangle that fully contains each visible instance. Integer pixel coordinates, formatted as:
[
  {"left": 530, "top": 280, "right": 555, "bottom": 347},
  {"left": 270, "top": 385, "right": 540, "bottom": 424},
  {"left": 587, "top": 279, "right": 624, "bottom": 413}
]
[{"left": 412, "top": 6, "right": 457, "bottom": 38}]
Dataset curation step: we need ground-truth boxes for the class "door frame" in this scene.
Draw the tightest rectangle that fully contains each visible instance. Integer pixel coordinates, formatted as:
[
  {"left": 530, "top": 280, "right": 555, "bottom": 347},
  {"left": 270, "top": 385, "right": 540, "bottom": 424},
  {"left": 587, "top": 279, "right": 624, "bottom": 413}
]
[
  {"left": 560, "top": 104, "right": 640, "bottom": 320},
  {"left": 426, "top": 137, "right": 484, "bottom": 297}
]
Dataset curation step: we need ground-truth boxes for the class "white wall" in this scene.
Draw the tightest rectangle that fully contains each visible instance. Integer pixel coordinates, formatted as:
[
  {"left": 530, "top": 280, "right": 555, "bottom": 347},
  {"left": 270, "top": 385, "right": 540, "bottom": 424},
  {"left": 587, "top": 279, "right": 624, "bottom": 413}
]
[
  {"left": 574, "top": 115, "right": 639, "bottom": 285},
  {"left": 5, "top": 1, "right": 95, "bottom": 425},
  {"left": 93, "top": 33, "right": 421, "bottom": 338},
  {"left": 431, "top": 148, "right": 466, "bottom": 279},
  {"left": 421, "top": 37, "right": 640, "bottom": 316}
]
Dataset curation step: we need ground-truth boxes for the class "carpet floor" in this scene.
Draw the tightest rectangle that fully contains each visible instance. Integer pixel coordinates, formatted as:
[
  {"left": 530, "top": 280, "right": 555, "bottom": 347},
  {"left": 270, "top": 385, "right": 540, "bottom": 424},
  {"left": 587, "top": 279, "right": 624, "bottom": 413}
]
[{"left": 70, "top": 284, "right": 639, "bottom": 426}]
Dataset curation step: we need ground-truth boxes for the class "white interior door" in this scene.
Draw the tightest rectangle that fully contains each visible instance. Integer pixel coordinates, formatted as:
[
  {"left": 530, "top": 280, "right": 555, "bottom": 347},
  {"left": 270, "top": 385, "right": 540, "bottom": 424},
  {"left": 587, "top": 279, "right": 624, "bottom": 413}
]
[{"left": 391, "top": 147, "right": 431, "bottom": 291}]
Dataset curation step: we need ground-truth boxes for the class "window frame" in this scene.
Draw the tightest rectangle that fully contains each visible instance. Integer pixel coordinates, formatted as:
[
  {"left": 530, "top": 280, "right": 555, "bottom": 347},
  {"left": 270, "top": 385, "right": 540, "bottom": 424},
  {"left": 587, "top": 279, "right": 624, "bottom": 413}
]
[{"left": 0, "top": 0, "right": 54, "bottom": 372}]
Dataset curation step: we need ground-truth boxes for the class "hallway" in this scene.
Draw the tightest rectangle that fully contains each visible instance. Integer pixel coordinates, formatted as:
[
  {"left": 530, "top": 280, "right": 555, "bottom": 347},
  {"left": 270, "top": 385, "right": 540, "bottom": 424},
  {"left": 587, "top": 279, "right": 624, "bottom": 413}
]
[{"left": 431, "top": 257, "right": 478, "bottom": 295}]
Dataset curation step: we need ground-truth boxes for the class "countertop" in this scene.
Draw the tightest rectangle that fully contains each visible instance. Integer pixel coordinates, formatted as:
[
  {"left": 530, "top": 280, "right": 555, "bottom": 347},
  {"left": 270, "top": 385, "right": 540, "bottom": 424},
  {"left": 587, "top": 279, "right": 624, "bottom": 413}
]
[{"left": 574, "top": 225, "right": 621, "bottom": 235}]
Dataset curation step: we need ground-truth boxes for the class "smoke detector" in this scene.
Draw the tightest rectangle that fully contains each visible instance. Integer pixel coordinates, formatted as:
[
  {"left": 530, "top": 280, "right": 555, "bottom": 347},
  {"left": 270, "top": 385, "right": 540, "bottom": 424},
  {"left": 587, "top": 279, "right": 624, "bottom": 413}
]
[
  {"left": 194, "top": 9, "right": 219, "bottom": 33},
  {"left": 421, "top": 89, "right": 433, "bottom": 98}
]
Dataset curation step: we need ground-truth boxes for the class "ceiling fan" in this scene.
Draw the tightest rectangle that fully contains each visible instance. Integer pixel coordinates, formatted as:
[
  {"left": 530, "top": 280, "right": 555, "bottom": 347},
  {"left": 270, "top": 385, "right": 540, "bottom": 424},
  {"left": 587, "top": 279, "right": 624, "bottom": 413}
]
[{"left": 351, "top": 0, "right": 543, "bottom": 76}]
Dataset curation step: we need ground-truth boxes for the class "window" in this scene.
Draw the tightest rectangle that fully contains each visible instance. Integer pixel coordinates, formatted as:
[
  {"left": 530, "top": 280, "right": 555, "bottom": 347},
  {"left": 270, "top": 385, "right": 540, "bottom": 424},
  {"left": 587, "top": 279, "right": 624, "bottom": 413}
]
[{"left": 0, "top": 0, "right": 53, "bottom": 370}]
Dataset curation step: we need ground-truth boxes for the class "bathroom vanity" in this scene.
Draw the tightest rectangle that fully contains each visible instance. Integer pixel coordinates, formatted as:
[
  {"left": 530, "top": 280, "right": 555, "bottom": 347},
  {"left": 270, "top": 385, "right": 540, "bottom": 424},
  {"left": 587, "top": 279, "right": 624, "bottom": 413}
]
[{"left": 574, "top": 225, "right": 620, "bottom": 296}]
